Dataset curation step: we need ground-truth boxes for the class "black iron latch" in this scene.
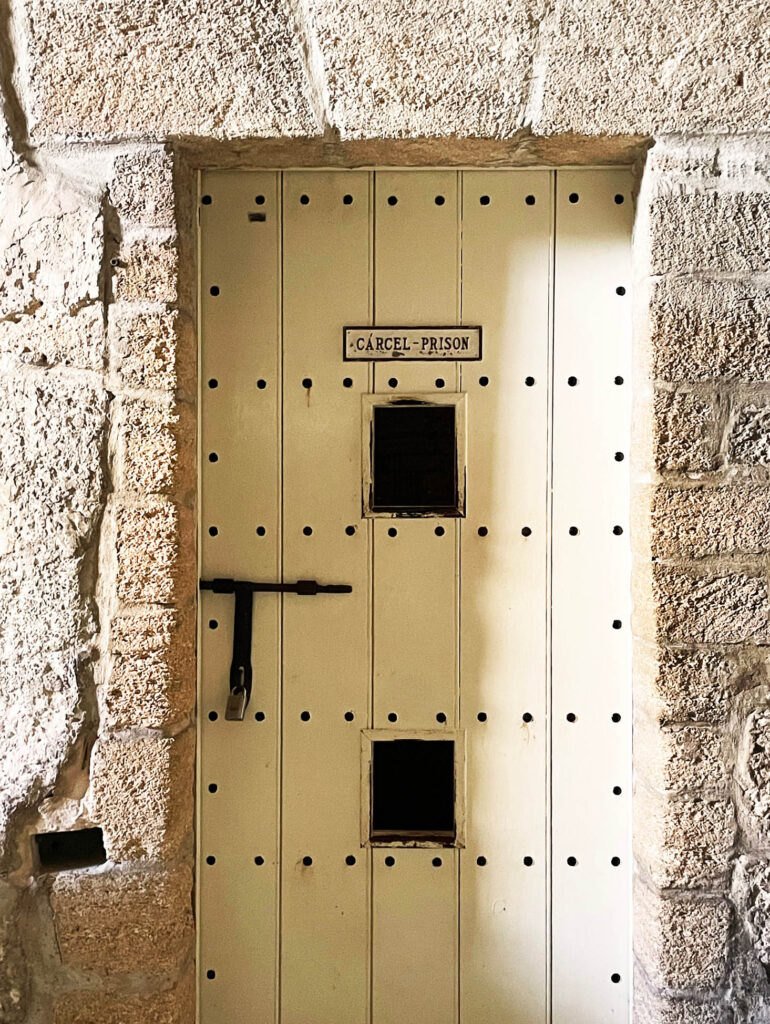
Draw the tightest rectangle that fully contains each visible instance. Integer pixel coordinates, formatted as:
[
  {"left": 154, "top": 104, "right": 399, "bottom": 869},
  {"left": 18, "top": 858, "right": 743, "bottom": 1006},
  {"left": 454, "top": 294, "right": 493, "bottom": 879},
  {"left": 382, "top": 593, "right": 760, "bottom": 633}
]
[{"left": 199, "top": 578, "right": 353, "bottom": 720}]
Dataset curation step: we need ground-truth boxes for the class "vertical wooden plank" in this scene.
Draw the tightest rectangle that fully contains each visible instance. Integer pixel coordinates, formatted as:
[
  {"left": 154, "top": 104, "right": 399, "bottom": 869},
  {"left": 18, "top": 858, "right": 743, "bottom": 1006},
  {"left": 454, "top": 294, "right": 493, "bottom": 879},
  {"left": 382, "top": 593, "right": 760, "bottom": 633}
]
[
  {"left": 371, "top": 170, "right": 460, "bottom": 1024},
  {"left": 199, "top": 171, "right": 281, "bottom": 1024},
  {"left": 459, "top": 170, "right": 552, "bottom": 1023},
  {"left": 551, "top": 169, "right": 633, "bottom": 1024},
  {"left": 280, "top": 170, "right": 372, "bottom": 1024}
]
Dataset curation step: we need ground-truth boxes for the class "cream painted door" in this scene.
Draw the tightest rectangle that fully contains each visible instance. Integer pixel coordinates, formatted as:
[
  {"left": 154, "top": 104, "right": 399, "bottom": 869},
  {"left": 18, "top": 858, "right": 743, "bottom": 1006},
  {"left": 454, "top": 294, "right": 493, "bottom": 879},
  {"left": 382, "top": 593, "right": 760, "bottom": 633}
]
[{"left": 198, "top": 168, "right": 632, "bottom": 1024}]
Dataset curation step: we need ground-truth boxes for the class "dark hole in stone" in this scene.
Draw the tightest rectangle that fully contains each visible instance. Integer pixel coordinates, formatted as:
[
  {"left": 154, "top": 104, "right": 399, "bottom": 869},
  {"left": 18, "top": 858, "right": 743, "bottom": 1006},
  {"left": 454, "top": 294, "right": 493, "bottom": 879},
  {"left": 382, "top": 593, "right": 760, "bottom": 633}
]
[
  {"left": 371, "top": 404, "right": 458, "bottom": 514},
  {"left": 371, "top": 739, "right": 455, "bottom": 843},
  {"left": 35, "top": 828, "right": 106, "bottom": 873}
]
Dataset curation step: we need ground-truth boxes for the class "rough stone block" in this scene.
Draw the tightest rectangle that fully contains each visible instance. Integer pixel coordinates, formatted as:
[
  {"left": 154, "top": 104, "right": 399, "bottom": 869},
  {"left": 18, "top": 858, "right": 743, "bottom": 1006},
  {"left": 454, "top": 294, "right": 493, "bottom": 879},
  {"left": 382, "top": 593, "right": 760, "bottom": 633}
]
[
  {"left": 0, "top": 306, "right": 105, "bottom": 371},
  {"left": 650, "top": 487, "right": 770, "bottom": 559},
  {"left": 633, "top": 645, "right": 747, "bottom": 725},
  {"left": 88, "top": 731, "right": 194, "bottom": 862},
  {"left": 50, "top": 866, "right": 193, "bottom": 974},
  {"left": 53, "top": 970, "right": 194, "bottom": 1024},
  {"left": 114, "top": 238, "right": 178, "bottom": 304},
  {"left": 635, "top": 884, "right": 731, "bottom": 992},
  {"left": 649, "top": 566, "right": 770, "bottom": 645},
  {"left": 0, "top": 884, "right": 27, "bottom": 1023},
  {"left": 636, "top": 721, "right": 730, "bottom": 794},
  {"left": 633, "top": 985, "right": 727, "bottom": 1024},
  {"left": 729, "top": 405, "right": 770, "bottom": 467},
  {"left": 0, "top": 376, "right": 107, "bottom": 556},
  {"left": 649, "top": 192, "right": 770, "bottom": 276},
  {"left": 635, "top": 787, "right": 735, "bottom": 890},
  {"left": 110, "top": 308, "right": 179, "bottom": 391},
  {"left": 311, "top": 0, "right": 543, "bottom": 139},
  {"left": 111, "top": 149, "right": 175, "bottom": 229},
  {"left": 737, "top": 711, "right": 770, "bottom": 846},
  {"left": 22, "top": 0, "right": 319, "bottom": 141},
  {"left": 115, "top": 501, "right": 179, "bottom": 604},
  {"left": 104, "top": 610, "right": 194, "bottom": 729},
  {"left": 534, "top": 0, "right": 770, "bottom": 136},
  {"left": 734, "top": 859, "right": 770, "bottom": 968},
  {"left": 650, "top": 277, "right": 770, "bottom": 384},
  {"left": 117, "top": 396, "right": 189, "bottom": 496},
  {"left": 653, "top": 390, "right": 721, "bottom": 474}
]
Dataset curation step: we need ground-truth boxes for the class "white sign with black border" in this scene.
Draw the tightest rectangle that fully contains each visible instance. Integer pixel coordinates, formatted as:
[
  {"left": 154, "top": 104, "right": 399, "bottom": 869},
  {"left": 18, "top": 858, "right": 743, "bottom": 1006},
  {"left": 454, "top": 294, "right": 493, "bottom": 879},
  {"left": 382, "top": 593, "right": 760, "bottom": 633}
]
[{"left": 343, "top": 326, "right": 482, "bottom": 361}]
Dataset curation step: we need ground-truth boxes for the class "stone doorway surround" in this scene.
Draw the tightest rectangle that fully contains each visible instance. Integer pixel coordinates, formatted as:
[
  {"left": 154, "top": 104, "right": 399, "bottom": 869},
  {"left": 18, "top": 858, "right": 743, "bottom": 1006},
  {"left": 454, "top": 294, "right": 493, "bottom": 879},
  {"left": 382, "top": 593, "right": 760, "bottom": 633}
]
[{"left": 1, "top": 3, "right": 769, "bottom": 1022}]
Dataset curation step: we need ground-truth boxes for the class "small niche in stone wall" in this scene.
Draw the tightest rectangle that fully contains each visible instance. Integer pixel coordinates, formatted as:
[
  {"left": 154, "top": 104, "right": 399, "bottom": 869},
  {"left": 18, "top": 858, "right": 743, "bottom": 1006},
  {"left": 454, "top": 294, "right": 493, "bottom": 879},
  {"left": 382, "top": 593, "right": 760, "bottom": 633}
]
[{"left": 34, "top": 827, "right": 107, "bottom": 873}]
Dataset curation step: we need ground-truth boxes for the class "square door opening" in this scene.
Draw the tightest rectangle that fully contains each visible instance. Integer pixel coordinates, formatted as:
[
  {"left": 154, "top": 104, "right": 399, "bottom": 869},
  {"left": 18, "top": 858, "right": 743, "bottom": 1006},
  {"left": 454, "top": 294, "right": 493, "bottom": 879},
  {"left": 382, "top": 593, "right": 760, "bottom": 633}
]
[
  {"left": 362, "top": 395, "right": 467, "bottom": 517},
  {"left": 367, "top": 737, "right": 460, "bottom": 846}
]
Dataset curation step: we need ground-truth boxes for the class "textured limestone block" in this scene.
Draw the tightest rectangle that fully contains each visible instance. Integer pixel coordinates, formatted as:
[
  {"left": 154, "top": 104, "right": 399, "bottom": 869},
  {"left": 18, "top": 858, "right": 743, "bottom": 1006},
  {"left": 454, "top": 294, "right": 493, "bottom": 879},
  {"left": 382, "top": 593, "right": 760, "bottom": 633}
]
[
  {"left": 633, "top": 645, "right": 747, "bottom": 725},
  {"left": 118, "top": 396, "right": 186, "bottom": 496},
  {"left": 0, "top": 306, "right": 105, "bottom": 371},
  {"left": 650, "top": 487, "right": 770, "bottom": 559},
  {"left": 88, "top": 732, "right": 194, "bottom": 862},
  {"left": 636, "top": 721, "right": 730, "bottom": 795},
  {"left": 648, "top": 566, "right": 770, "bottom": 645},
  {"left": 54, "top": 970, "right": 194, "bottom": 1024},
  {"left": 114, "top": 237, "right": 178, "bottom": 305},
  {"left": 650, "top": 193, "right": 770, "bottom": 276},
  {"left": 111, "top": 150, "right": 175, "bottom": 230},
  {"left": 311, "top": 0, "right": 544, "bottom": 138},
  {"left": 111, "top": 308, "right": 180, "bottom": 392},
  {"left": 650, "top": 278, "right": 770, "bottom": 384},
  {"left": 737, "top": 711, "right": 770, "bottom": 846},
  {"left": 21, "top": 0, "right": 319, "bottom": 141},
  {"left": 0, "top": 884, "right": 27, "bottom": 1023},
  {"left": 734, "top": 859, "right": 770, "bottom": 967},
  {"left": 633, "top": 983, "right": 726, "bottom": 1024},
  {"left": 115, "top": 501, "right": 179, "bottom": 604},
  {"left": 635, "top": 787, "right": 735, "bottom": 890},
  {"left": 0, "top": 652, "right": 82, "bottom": 855},
  {"left": 729, "top": 405, "right": 770, "bottom": 467},
  {"left": 0, "top": 376, "right": 107, "bottom": 556},
  {"left": 653, "top": 391, "right": 721, "bottom": 474},
  {"left": 50, "top": 866, "right": 193, "bottom": 974},
  {"left": 104, "top": 610, "right": 194, "bottom": 729},
  {"left": 636, "top": 885, "right": 731, "bottom": 991},
  {"left": 534, "top": 0, "right": 770, "bottom": 136}
]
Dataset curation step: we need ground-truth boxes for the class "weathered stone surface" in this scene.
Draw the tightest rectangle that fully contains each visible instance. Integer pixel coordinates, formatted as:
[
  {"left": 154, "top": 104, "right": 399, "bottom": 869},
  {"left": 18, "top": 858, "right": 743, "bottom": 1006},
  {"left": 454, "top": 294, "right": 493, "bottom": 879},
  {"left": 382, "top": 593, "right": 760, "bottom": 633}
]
[
  {"left": 651, "top": 487, "right": 770, "bottom": 559},
  {"left": 535, "top": 0, "right": 770, "bottom": 137},
  {"left": 104, "top": 610, "right": 194, "bottom": 729},
  {"left": 0, "top": 376, "right": 107, "bottom": 556},
  {"left": 0, "top": 306, "right": 105, "bottom": 371},
  {"left": 111, "top": 308, "right": 179, "bottom": 392},
  {"left": 734, "top": 859, "right": 770, "bottom": 967},
  {"left": 633, "top": 983, "right": 726, "bottom": 1024},
  {"left": 636, "top": 721, "right": 730, "bottom": 794},
  {"left": 649, "top": 566, "right": 770, "bottom": 645},
  {"left": 114, "top": 237, "right": 178, "bottom": 304},
  {"left": 650, "top": 193, "right": 770, "bottom": 275},
  {"left": 21, "top": 0, "right": 320, "bottom": 142},
  {"left": 730, "top": 405, "right": 770, "bottom": 467},
  {"left": 111, "top": 149, "right": 175, "bottom": 229},
  {"left": 653, "top": 391, "right": 721, "bottom": 474},
  {"left": 115, "top": 501, "right": 179, "bottom": 604},
  {"left": 117, "top": 396, "right": 182, "bottom": 495},
  {"left": 311, "top": 0, "right": 544, "bottom": 139},
  {"left": 50, "top": 866, "right": 193, "bottom": 974},
  {"left": 737, "top": 711, "right": 770, "bottom": 846},
  {"left": 650, "top": 277, "right": 770, "bottom": 384},
  {"left": 636, "top": 885, "right": 731, "bottom": 992},
  {"left": 635, "top": 787, "right": 735, "bottom": 889},
  {"left": 54, "top": 970, "right": 194, "bottom": 1024},
  {"left": 634, "top": 645, "right": 747, "bottom": 726},
  {"left": 88, "top": 731, "right": 194, "bottom": 862},
  {"left": 0, "top": 884, "right": 27, "bottom": 1023}
]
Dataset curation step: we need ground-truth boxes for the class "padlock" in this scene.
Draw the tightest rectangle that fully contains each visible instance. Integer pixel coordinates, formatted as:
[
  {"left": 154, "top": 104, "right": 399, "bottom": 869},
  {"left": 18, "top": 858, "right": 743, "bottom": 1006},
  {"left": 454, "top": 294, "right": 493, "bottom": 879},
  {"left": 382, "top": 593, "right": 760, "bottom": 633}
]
[{"left": 225, "top": 687, "right": 248, "bottom": 721}]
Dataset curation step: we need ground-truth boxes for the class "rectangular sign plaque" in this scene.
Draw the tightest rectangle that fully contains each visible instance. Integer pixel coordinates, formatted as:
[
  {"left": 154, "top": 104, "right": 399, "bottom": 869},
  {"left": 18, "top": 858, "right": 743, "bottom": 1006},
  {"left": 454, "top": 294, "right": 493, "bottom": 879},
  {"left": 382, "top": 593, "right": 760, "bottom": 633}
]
[{"left": 343, "top": 326, "right": 482, "bottom": 361}]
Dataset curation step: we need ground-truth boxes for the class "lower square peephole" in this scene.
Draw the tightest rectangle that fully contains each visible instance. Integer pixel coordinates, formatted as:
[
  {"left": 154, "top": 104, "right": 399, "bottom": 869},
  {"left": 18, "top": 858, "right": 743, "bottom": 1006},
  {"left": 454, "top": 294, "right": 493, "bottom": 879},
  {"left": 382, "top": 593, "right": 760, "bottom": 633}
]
[{"left": 365, "top": 734, "right": 464, "bottom": 847}]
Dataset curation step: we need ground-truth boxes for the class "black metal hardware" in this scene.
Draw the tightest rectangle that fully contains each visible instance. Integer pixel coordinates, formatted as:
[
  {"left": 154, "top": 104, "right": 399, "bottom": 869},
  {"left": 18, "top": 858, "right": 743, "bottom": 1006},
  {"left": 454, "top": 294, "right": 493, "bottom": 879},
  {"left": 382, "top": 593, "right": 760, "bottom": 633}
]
[{"left": 200, "top": 578, "right": 353, "bottom": 720}]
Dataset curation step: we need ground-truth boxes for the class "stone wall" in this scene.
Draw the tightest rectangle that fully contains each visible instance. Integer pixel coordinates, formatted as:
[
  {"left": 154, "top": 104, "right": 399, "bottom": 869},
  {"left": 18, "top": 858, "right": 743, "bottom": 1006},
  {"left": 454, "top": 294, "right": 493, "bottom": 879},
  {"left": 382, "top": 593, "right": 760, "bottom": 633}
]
[{"left": 0, "top": 1, "right": 768, "bottom": 1022}]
